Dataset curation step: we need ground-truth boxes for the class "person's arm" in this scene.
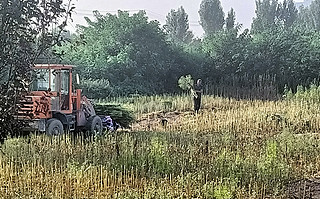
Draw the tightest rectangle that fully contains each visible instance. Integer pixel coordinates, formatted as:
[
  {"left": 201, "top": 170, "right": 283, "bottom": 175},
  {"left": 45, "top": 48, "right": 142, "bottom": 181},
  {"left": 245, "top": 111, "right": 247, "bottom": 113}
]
[
  {"left": 190, "top": 85, "right": 198, "bottom": 98},
  {"left": 191, "top": 88, "right": 198, "bottom": 98}
]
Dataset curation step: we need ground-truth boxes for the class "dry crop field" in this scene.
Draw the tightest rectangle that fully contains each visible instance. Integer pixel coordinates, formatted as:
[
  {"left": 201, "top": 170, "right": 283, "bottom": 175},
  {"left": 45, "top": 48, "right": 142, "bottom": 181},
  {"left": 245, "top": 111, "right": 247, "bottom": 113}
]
[{"left": 1, "top": 90, "right": 320, "bottom": 198}]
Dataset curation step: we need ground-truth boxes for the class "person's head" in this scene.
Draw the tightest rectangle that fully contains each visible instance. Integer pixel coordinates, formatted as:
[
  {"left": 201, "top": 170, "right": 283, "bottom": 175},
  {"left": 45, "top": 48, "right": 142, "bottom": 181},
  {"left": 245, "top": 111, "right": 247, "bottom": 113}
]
[{"left": 197, "top": 79, "right": 202, "bottom": 85}]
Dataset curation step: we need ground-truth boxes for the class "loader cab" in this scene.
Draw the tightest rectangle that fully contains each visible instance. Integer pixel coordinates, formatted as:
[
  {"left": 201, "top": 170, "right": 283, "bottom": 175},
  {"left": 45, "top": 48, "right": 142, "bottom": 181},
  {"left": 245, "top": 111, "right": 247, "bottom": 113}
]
[{"left": 30, "top": 64, "right": 73, "bottom": 114}]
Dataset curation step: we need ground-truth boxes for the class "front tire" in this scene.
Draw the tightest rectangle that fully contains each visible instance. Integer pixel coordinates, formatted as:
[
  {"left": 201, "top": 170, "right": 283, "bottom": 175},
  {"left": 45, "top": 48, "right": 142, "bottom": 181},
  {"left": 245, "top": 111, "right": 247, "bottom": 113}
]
[
  {"left": 86, "top": 116, "right": 103, "bottom": 135},
  {"left": 46, "top": 119, "right": 64, "bottom": 135}
]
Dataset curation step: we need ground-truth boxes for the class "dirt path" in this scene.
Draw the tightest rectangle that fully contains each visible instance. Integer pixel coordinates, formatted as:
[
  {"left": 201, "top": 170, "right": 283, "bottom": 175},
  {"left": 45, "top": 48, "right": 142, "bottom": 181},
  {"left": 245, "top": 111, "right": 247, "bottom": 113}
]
[{"left": 131, "top": 110, "right": 194, "bottom": 131}]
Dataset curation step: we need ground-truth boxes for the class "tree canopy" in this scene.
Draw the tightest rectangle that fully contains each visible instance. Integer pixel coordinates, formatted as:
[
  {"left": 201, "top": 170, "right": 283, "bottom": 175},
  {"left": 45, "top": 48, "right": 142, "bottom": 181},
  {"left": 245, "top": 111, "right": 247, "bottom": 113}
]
[
  {"left": 164, "top": 6, "right": 194, "bottom": 44},
  {"left": 58, "top": 10, "right": 199, "bottom": 97},
  {"left": 298, "top": 0, "right": 320, "bottom": 30},
  {"left": 4, "top": 0, "right": 320, "bottom": 104},
  {"left": 52, "top": 0, "right": 320, "bottom": 99},
  {"left": 252, "top": 0, "right": 298, "bottom": 33},
  {"left": 226, "top": 8, "right": 236, "bottom": 30},
  {"left": 199, "top": 0, "right": 225, "bottom": 35}
]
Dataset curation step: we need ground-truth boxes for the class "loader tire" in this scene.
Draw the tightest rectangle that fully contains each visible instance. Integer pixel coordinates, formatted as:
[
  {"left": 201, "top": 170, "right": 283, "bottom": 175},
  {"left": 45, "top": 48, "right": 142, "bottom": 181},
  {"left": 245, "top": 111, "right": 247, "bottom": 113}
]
[
  {"left": 86, "top": 116, "right": 103, "bottom": 135},
  {"left": 46, "top": 119, "right": 64, "bottom": 135}
]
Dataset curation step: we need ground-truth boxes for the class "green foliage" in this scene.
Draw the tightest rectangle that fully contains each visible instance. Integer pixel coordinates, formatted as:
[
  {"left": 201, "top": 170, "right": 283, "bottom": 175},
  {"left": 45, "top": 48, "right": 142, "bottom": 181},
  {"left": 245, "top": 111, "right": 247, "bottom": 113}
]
[
  {"left": 199, "top": 0, "right": 225, "bottom": 35},
  {"left": 81, "top": 78, "right": 112, "bottom": 98},
  {"left": 252, "top": 0, "right": 278, "bottom": 33},
  {"left": 283, "top": 85, "right": 293, "bottom": 99},
  {"left": 149, "top": 137, "right": 172, "bottom": 175},
  {"left": 103, "top": 133, "right": 172, "bottom": 176},
  {"left": 202, "top": 181, "right": 216, "bottom": 198},
  {"left": 0, "top": 137, "right": 33, "bottom": 163},
  {"left": 178, "top": 74, "right": 194, "bottom": 91},
  {"left": 50, "top": 0, "right": 320, "bottom": 100},
  {"left": 252, "top": 0, "right": 297, "bottom": 33},
  {"left": 257, "top": 141, "right": 289, "bottom": 192},
  {"left": 283, "top": 84, "right": 320, "bottom": 103},
  {"left": 213, "top": 182, "right": 235, "bottom": 199},
  {"left": 277, "top": 0, "right": 298, "bottom": 26},
  {"left": 94, "top": 104, "right": 135, "bottom": 128},
  {"left": 196, "top": 0, "right": 319, "bottom": 95},
  {"left": 58, "top": 10, "right": 198, "bottom": 97},
  {"left": 203, "top": 179, "right": 236, "bottom": 199},
  {"left": 201, "top": 28, "right": 250, "bottom": 80},
  {"left": 212, "top": 148, "right": 257, "bottom": 188},
  {"left": 246, "top": 26, "right": 320, "bottom": 91},
  {"left": 225, "top": 8, "right": 236, "bottom": 30},
  {"left": 298, "top": 0, "right": 320, "bottom": 30},
  {"left": 164, "top": 6, "right": 194, "bottom": 44},
  {"left": 277, "top": 129, "right": 320, "bottom": 161},
  {"left": 66, "top": 160, "right": 96, "bottom": 178}
]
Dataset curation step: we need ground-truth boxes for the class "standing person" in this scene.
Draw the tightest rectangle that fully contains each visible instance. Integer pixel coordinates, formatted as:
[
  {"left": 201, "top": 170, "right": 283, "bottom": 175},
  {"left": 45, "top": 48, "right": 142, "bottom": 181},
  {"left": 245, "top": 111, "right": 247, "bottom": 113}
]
[{"left": 193, "top": 79, "right": 203, "bottom": 113}]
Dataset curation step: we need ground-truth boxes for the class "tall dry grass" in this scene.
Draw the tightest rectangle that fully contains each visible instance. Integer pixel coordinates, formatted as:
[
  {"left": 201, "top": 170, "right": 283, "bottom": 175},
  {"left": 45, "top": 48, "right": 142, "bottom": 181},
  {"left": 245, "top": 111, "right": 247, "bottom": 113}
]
[{"left": 1, "top": 93, "right": 320, "bottom": 198}]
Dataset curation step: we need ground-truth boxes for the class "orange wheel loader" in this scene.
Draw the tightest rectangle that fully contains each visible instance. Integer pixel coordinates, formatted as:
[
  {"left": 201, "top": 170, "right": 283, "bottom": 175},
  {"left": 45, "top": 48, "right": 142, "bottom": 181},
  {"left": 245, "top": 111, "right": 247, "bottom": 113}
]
[{"left": 17, "top": 64, "right": 102, "bottom": 135}]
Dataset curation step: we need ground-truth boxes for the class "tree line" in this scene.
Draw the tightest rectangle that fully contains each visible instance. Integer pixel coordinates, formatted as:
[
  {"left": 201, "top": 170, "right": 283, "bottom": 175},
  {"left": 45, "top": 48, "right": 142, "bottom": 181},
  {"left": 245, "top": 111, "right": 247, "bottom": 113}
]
[
  {"left": 55, "top": 0, "right": 320, "bottom": 98},
  {"left": 1, "top": 0, "right": 320, "bottom": 132}
]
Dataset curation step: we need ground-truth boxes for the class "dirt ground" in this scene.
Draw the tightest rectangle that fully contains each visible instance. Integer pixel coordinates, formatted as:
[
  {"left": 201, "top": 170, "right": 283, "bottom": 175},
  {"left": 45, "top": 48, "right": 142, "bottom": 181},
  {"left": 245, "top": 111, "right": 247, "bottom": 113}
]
[
  {"left": 131, "top": 110, "right": 194, "bottom": 131},
  {"left": 287, "top": 179, "right": 320, "bottom": 199}
]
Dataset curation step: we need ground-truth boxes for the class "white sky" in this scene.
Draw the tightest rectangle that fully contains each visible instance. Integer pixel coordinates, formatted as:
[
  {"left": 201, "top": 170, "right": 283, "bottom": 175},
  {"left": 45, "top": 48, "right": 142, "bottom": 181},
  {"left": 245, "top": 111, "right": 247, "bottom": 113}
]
[{"left": 66, "top": 0, "right": 298, "bottom": 37}]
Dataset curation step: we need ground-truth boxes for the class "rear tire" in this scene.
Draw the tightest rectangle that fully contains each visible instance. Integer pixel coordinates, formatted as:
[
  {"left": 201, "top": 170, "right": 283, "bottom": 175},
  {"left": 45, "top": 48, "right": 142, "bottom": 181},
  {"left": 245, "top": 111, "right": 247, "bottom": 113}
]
[
  {"left": 86, "top": 116, "right": 103, "bottom": 135},
  {"left": 46, "top": 119, "right": 64, "bottom": 135}
]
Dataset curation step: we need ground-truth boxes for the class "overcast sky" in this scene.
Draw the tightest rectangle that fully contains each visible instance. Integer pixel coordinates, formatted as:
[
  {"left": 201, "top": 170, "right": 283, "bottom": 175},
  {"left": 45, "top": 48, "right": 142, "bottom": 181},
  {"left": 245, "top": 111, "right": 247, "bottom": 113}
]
[{"left": 67, "top": 0, "right": 296, "bottom": 37}]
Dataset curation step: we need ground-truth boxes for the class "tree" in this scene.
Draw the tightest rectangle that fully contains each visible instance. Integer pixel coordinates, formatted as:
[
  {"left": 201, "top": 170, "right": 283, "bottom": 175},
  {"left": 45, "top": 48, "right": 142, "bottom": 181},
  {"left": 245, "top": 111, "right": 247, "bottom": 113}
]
[
  {"left": 305, "top": 0, "right": 320, "bottom": 30},
  {"left": 251, "top": 0, "right": 279, "bottom": 33},
  {"left": 0, "top": 0, "right": 73, "bottom": 140},
  {"left": 164, "top": 6, "right": 194, "bottom": 44},
  {"left": 200, "top": 29, "right": 251, "bottom": 81},
  {"left": 297, "top": 5, "right": 313, "bottom": 29},
  {"left": 248, "top": 26, "right": 320, "bottom": 90},
  {"left": 277, "top": 0, "right": 298, "bottom": 26},
  {"left": 252, "top": 0, "right": 298, "bottom": 33},
  {"left": 199, "top": 0, "right": 225, "bottom": 35},
  {"left": 298, "top": 0, "right": 320, "bottom": 31},
  {"left": 226, "top": 8, "right": 236, "bottom": 30}
]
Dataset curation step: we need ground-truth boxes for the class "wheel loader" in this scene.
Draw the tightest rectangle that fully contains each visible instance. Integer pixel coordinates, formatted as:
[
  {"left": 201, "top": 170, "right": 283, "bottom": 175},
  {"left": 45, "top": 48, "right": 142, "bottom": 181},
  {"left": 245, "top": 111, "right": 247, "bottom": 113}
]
[{"left": 17, "top": 64, "right": 102, "bottom": 135}]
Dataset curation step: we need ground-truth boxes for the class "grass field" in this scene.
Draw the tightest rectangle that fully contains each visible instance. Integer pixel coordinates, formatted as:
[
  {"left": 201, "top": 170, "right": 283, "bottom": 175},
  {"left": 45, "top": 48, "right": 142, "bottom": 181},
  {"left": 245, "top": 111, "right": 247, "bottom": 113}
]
[{"left": 1, "top": 92, "right": 320, "bottom": 198}]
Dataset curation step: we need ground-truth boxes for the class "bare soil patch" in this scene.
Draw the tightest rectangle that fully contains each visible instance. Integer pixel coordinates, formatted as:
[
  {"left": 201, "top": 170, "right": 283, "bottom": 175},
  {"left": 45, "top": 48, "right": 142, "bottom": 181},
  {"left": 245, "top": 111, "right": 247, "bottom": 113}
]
[
  {"left": 287, "top": 179, "right": 320, "bottom": 199},
  {"left": 131, "top": 110, "right": 194, "bottom": 131}
]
